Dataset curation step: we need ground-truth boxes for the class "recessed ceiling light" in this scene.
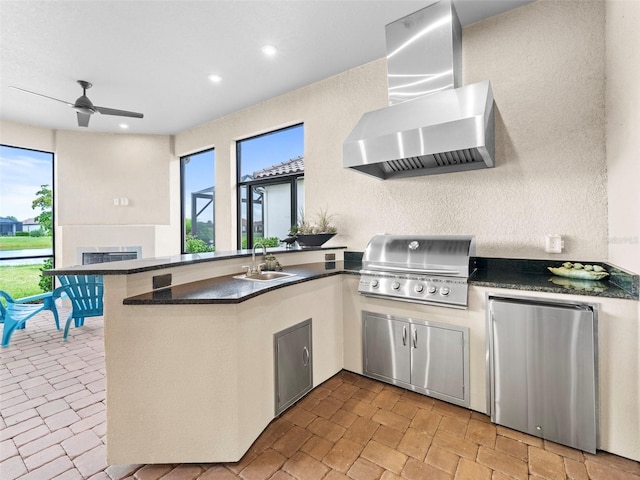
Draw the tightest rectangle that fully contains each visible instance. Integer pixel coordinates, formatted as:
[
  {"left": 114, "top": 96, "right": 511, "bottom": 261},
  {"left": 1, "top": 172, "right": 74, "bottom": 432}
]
[
  {"left": 119, "top": 123, "right": 129, "bottom": 129},
  {"left": 208, "top": 73, "right": 223, "bottom": 83},
  {"left": 261, "top": 45, "right": 277, "bottom": 56}
]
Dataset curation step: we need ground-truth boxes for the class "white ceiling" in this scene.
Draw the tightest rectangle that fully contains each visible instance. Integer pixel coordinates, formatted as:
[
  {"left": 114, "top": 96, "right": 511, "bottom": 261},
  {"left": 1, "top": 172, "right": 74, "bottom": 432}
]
[{"left": 0, "top": 0, "right": 532, "bottom": 135}]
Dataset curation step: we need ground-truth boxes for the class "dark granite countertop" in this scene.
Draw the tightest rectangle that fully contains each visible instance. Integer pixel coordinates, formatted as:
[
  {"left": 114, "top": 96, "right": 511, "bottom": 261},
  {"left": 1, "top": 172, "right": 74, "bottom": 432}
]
[
  {"left": 124, "top": 261, "right": 359, "bottom": 305},
  {"left": 123, "top": 254, "right": 638, "bottom": 305},
  {"left": 469, "top": 257, "right": 638, "bottom": 300},
  {"left": 44, "top": 245, "right": 347, "bottom": 276}
]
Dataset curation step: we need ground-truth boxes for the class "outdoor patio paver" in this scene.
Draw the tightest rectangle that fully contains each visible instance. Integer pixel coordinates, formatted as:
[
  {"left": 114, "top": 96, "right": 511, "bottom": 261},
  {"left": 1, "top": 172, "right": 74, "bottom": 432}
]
[{"left": 1, "top": 305, "right": 639, "bottom": 480}]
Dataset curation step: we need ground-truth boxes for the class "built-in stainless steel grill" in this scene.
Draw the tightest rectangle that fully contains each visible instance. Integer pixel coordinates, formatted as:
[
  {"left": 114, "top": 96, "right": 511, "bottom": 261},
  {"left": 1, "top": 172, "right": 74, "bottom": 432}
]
[{"left": 358, "top": 235, "right": 476, "bottom": 308}]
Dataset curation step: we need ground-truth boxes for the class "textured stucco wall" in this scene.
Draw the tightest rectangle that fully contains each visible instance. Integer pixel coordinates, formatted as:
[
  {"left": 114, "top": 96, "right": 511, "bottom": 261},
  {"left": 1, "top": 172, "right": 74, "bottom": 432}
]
[
  {"left": 1, "top": 1, "right": 613, "bottom": 262},
  {"left": 54, "top": 130, "right": 178, "bottom": 265},
  {"left": 0, "top": 120, "right": 56, "bottom": 152},
  {"left": 54, "top": 130, "right": 174, "bottom": 226},
  {"left": 177, "top": 0, "right": 608, "bottom": 260},
  {"left": 461, "top": 0, "right": 607, "bottom": 259}
]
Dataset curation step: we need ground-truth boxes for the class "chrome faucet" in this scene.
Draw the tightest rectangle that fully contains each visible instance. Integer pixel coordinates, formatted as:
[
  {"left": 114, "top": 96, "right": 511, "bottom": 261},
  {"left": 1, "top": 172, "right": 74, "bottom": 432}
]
[{"left": 248, "top": 241, "right": 267, "bottom": 275}]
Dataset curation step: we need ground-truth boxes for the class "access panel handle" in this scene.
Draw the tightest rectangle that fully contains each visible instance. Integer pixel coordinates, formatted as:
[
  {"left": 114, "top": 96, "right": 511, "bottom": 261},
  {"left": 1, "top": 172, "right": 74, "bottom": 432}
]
[{"left": 303, "top": 346, "right": 310, "bottom": 367}]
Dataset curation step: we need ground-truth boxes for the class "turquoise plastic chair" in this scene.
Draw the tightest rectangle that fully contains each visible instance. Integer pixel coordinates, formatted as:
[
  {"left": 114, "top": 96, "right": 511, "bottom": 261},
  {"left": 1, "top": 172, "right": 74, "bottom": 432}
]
[
  {"left": 54, "top": 275, "right": 104, "bottom": 341},
  {"left": 0, "top": 291, "right": 60, "bottom": 347}
]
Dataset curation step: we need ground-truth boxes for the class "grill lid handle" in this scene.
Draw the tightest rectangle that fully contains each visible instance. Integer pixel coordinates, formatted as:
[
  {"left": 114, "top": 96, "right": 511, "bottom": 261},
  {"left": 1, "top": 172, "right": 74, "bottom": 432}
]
[{"left": 362, "top": 265, "right": 460, "bottom": 276}]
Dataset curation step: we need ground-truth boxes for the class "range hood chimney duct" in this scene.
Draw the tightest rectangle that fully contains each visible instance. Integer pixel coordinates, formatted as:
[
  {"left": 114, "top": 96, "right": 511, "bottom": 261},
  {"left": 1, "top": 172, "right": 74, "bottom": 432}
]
[{"left": 343, "top": 0, "right": 495, "bottom": 179}]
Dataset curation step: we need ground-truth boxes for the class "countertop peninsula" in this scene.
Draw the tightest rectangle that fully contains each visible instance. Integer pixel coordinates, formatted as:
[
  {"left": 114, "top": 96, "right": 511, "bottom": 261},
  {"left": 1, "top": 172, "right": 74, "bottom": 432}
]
[{"left": 46, "top": 247, "right": 638, "bottom": 302}]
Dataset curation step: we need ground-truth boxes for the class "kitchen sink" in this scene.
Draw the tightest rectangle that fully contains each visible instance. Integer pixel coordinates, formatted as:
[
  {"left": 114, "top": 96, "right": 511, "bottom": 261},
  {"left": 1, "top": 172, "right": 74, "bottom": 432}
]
[{"left": 234, "top": 271, "right": 296, "bottom": 282}]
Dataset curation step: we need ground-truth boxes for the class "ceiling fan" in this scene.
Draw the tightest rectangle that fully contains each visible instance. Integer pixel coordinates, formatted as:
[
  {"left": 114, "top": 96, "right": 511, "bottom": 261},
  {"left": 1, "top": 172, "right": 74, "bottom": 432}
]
[{"left": 10, "top": 80, "right": 144, "bottom": 127}]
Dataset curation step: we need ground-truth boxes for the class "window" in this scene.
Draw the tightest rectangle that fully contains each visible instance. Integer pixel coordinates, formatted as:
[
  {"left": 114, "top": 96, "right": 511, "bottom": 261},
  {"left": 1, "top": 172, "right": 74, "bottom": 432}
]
[
  {"left": 181, "top": 148, "right": 215, "bottom": 253},
  {"left": 0, "top": 145, "right": 55, "bottom": 297},
  {"left": 237, "top": 124, "right": 304, "bottom": 249}
]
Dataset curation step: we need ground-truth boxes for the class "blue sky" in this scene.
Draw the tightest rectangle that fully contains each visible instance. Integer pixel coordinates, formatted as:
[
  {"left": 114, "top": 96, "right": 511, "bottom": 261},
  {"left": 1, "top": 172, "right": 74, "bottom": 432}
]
[
  {"left": 0, "top": 145, "right": 53, "bottom": 221},
  {"left": 239, "top": 124, "right": 304, "bottom": 178}
]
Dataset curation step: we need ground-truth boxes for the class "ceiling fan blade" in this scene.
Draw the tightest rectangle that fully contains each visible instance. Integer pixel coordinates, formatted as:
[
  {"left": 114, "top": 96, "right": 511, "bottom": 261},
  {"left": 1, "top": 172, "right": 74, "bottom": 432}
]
[
  {"left": 10, "top": 86, "right": 73, "bottom": 106},
  {"left": 94, "top": 106, "right": 143, "bottom": 118},
  {"left": 77, "top": 112, "right": 91, "bottom": 127}
]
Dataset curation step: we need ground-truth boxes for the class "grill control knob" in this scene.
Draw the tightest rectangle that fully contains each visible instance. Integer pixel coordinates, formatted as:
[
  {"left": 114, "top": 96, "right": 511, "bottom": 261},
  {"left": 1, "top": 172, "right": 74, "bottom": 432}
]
[
  {"left": 427, "top": 285, "right": 437, "bottom": 294},
  {"left": 415, "top": 284, "right": 424, "bottom": 293},
  {"left": 440, "top": 286, "right": 450, "bottom": 296},
  {"left": 392, "top": 281, "right": 401, "bottom": 290},
  {"left": 371, "top": 279, "right": 379, "bottom": 288}
]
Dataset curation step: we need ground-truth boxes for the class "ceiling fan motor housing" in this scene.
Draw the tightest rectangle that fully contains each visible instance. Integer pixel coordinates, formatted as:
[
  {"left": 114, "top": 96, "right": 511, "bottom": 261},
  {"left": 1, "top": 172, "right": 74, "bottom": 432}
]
[
  {"left": 74, "top": 81, "right": 96, "bottom": 115},
  {"left": 74, "top": 96, "right": 96, "bottom": 115}
]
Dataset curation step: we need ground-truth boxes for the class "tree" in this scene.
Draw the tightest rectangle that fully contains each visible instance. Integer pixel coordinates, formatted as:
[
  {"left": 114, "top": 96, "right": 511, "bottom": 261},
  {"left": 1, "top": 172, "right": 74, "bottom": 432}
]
[
  {"left": 31, "top": 185, "right": 53, "bottom": 293},
  {"left": 32, "top": 184, "right": 52, "bottom": 234}
]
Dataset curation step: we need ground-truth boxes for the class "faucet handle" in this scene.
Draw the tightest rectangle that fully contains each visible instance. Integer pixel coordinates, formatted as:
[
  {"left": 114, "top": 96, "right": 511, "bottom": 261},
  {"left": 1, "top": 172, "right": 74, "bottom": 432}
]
[
  {"left": 257, "top": 263, "right": 266, "bottom": 274},
  {"left": 241, "top": 265, "right": 252, "bottom": 275}
]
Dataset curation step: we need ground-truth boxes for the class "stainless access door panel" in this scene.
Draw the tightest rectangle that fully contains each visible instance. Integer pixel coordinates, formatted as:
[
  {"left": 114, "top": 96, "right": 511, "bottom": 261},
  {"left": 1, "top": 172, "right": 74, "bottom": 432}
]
[
  {"left": 488, "top": 296, "right": 598, "bottom": 453},
  {"left": 274, "top": 319, "right": 313, "bottom": 415},
  {"left": 363, "top": 314, "right": 410, "bottom": 384},
  {"left": 362, "top": 311, "right": 470, "bottom": 407},
  {"left": 411, "top": 324, "right": 465, "bottom": 401}
]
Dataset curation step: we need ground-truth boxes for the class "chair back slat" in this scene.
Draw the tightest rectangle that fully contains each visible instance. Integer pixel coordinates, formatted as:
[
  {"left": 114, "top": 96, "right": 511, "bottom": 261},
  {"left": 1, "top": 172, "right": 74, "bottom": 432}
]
[{"left": 58, "top": 275, "right": 104, "bottom": 317}]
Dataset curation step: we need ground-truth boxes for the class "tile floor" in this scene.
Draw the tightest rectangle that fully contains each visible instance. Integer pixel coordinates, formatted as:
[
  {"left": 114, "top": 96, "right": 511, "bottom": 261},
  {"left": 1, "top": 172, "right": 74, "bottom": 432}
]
[{"left": 1, "top": 309, "right": 640, "bottom": 480}]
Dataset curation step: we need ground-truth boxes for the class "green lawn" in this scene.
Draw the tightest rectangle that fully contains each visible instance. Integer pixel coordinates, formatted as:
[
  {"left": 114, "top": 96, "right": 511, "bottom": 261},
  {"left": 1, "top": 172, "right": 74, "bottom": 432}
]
[
  {"left": 0, "top": 236, "right": 52, "bottom": 251},
  {"left": 0, "top": 264, "right": 46, "bottom": 299}
]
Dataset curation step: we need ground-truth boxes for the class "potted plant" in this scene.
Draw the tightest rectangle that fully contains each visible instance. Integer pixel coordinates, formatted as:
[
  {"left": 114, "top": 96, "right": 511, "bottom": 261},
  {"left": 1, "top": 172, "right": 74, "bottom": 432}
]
[{"left": 289, "top": 209, "right": 338, "bottom": 247}]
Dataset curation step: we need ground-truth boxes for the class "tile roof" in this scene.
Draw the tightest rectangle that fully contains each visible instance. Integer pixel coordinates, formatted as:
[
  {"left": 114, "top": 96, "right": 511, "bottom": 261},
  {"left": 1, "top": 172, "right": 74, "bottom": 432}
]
[{"left": 253, "top": 156, "right": 304, "bottom": 179}]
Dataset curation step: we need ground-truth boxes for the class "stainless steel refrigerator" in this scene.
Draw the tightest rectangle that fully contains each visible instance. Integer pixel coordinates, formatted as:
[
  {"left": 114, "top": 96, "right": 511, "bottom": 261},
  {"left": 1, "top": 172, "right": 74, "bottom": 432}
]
[{"left": 487, "top": 295, "right": 598, "bottom": 453}]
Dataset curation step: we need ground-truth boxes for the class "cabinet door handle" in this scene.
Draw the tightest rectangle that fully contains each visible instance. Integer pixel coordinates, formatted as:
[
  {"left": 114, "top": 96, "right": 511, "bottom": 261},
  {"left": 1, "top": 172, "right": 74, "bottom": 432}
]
[
  {"left": 413, "top": 329, "right": 418, "bottom": 348},
  {"left": 303, "top": 347, "right": 309, "bottom": 367},
  {"left": 402, "top": 326, "right": 407, "bottom": 346}
]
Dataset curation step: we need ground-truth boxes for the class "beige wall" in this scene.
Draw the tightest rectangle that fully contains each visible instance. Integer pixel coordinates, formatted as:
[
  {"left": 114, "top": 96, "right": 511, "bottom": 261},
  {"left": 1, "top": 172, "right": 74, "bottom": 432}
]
[
  {"left": 1, "top": 1, "right": 634, "bottom": 266},
  {"left": 0, "top": 120, "right": 56, "bottom": 152},
  {"left": 606, "top": 0, "right": 640, "bottom": 274},
  {"left": 55, "top": 130, "right": 173, "bottom": 226},
  {"left": 176, "top": 0, "right": 609, "bottom": 260},
  {"left": 0, "top": 122, "right": 178, "bottom": 265},
  {"left": 605, "top": 1, "right": 640, "bottom": 446}
]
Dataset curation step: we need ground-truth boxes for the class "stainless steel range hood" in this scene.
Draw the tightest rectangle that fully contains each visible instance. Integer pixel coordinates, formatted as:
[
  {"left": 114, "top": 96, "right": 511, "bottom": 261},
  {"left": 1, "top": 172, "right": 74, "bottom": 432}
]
[{"left": 343, "top": 0, "right": 495, "bottom": 179}]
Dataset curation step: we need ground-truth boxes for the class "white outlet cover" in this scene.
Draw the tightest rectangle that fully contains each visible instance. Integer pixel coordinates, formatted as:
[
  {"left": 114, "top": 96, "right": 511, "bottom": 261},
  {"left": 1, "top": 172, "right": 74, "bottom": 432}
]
[{"left": 545, "top": 235, "right": 563, "bottom": 253}]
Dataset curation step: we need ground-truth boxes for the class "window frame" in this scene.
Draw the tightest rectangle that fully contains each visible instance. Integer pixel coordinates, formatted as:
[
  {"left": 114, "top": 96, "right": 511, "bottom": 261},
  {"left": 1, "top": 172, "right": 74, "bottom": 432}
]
[
  {"left": 0, "top": 143, "right": 56, "bottom": 287},
  {"left": 179, "top": 147, "right": 215, "bottom": 254},
  {"left": 236, "top": 124, "right": 304, "bottom": 250},
  {"left": 238, "top": 175, "right": 301, "bottom": 249}
]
